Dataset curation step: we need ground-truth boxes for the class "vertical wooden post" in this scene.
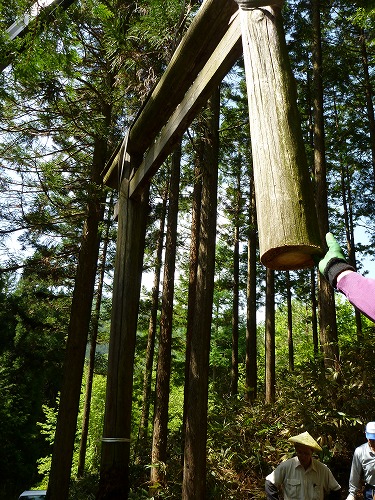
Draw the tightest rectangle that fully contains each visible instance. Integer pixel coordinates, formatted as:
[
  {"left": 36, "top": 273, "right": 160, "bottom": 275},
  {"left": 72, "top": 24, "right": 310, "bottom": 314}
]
[
  {"left": 236, "top": 0, "right": 322, "bottom": 270},
  {"left": 98, "top": 162, "right": 149, "bottom": 499}
]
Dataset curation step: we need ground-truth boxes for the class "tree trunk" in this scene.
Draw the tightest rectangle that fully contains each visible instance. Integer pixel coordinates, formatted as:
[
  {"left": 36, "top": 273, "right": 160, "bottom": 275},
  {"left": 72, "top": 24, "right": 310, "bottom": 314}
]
[
  {"left": 286, "top": 271, "right": 294, "bottom": 372},
  {"left": 311, "top": 0, "right": 339, "bottom": 370},
  {"left": 182, "top": 87, "right": 219, "bottom": 499},
  {"left": 47, "top": 135, "right": 108, "bottom": 500},
  {"left": 360, "top": 28, "right": 375, "bottom": 184},
  {"left": 231, "top": 222, "right": 239, "bottom": 396},
  {"left": 230, "top": 162, "right": 242, "bottom": 396},
  {"left": 182, "top": 138, "right": 203, "bottom": 463},
  {"left": 137, "top": 192, "right": 167, "bottom": 458},
  {"left": 310, "top": 268, "right": 319, "bottom": 355},
  {"left": 151, "top": 146, "right": 181, "bottom": 486},
  {"left": 78, "top": 192, "right": 114, "bottom": 477},
  {"left": 340, "top": 156, "right": 363, "bottom": 338},
  {"left": 245, "top": 170, "right": 257, "bottom": 402},
  {"left": 332, "top": 93, "right": 363, "bottom": 339},
  {"left": 237, "top": 1, "right": 322, "bottom": 270},
  {"left": 265, "top": 268, "right": 275, "bottom": 404},
  {"left": 98, "top": 173, "right": 149, "bottom": 500}
]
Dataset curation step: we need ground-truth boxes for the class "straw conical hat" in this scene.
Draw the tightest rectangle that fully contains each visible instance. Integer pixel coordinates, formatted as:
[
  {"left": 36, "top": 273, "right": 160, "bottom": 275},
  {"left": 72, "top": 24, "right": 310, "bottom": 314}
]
[{"left": 288, "top": 431, "right": 322, "bottom": 451}]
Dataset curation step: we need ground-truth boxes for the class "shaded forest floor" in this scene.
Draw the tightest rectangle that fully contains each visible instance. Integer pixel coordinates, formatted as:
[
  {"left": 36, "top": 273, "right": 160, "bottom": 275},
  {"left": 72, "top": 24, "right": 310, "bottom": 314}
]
[{"left": 69, "top": 332, "right": 375, "bottom": 499}]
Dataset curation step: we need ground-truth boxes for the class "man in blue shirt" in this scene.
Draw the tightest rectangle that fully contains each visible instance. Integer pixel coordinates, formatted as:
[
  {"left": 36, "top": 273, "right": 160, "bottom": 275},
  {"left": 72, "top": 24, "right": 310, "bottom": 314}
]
[{"left": 347, "top": 422, "right": 375, "bottom": 500}]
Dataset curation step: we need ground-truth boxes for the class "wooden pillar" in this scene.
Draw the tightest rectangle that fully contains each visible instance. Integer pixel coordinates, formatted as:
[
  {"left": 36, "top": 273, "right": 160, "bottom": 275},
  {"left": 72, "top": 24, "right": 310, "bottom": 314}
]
[
  {"left": 236, "top": 0, "right": 322, "bottom": 270},
  {"left": 98, "top": 164, "right": 149, "bottom": 499}
]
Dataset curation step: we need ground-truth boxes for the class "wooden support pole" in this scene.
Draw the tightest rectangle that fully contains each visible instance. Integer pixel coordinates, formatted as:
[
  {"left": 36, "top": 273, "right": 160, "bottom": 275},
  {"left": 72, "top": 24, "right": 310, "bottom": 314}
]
[
  {"left": 98, "top": 171, "right": 149, "bottom": 498},
  {"left": 237, "top": 0, "right": 322, "bottom": 270}
]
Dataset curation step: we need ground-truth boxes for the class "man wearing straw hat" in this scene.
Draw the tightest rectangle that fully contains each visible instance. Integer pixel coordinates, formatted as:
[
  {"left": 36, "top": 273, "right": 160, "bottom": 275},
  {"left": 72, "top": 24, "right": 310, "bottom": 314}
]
[
  {"left": 265, "top": 431, "right": 341, "bottom": 499},
  {"left": 346, "top": 422, "right": 375, "bottom": 500}
]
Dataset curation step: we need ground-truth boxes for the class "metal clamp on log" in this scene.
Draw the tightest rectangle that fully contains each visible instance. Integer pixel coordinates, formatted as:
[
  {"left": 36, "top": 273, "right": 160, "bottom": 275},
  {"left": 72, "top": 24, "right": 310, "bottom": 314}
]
[
  {"left": 101, "top": 437, "right": 131, "bottom": 443},
  {"left": 235, "top": 0, "right": 283, "bottom": 8}
]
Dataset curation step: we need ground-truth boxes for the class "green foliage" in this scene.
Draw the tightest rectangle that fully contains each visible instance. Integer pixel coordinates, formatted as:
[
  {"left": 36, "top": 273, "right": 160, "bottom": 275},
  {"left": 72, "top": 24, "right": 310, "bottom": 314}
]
[
  {"left": 128, "top": 0, "right": 184, "bottom": 55},
  {"left": 36, "top": 370, "right": 107, "bottom": 490},
  {"left": 74, "top": 373, "right": 107, "bottom": 474},
  {"left": 0, "top": 273, "right": 66, "bottom": 495},
  {"left": 349, "top": 5, "right": 375, "bottom": 37},
  {"left": 36, "top": 401, "right": 59, "bottom": 487},
  {"left": 274, "top": 299, "right": 316, "bottom": 371},
  {"left": 68, "top": 474, "right": 98, "bottom": 500},
  {"left": 2, "top": 0, "right": 375, "bottom": 498},
  {"left": 203, "top": 328, "right": 375, "bottom": 498},
  {"left": 125, "top": 286, "right": 375, "bottom": 498},
  {"left": 336, "top": 295, "right": 359, "bottom": 342}
]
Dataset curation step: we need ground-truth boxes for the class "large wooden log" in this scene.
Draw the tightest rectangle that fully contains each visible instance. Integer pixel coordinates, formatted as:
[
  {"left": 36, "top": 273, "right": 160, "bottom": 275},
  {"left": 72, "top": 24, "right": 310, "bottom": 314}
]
[{"left": 237, "top": 1, "right": 322, "bottom": 270}]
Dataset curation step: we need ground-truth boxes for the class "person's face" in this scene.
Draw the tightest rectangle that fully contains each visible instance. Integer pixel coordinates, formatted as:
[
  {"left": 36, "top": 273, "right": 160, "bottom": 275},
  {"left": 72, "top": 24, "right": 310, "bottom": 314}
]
[
  {"left": 368, "top": 439, "right": 375, "bottom": 452},
  {"left": 295, "top": 444, "right": 313, "bottom": 469}
]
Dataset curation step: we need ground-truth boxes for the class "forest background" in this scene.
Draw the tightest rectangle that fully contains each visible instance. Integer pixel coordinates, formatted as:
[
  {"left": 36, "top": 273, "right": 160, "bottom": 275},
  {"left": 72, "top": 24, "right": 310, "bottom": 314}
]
[{"left": 1, "top": 0, "right": 375, "bottom": 498}]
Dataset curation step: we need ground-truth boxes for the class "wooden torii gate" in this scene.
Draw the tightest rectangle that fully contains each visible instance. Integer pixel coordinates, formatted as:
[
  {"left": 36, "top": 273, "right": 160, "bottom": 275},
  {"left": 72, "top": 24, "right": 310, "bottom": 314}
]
[{"left": 99, "top": 0, "right": 322, "bottom": 497}]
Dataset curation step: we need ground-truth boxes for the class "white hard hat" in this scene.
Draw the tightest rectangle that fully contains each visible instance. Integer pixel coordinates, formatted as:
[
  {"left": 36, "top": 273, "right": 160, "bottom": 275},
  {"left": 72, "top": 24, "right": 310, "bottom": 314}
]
[{"left": 366, "top": 422, "right": 375, "bottom": 439}]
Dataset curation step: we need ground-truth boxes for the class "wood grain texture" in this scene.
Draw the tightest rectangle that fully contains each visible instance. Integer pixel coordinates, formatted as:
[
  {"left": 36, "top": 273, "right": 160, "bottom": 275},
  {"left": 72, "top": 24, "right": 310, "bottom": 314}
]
[{"left": 239, "top": 5, "right": 322, "bottom": 270}]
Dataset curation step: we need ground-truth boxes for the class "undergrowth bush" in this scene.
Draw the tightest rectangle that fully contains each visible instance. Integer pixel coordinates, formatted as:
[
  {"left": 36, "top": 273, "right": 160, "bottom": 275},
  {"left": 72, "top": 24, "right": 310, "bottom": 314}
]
[{"left": 65, "top": 329, "right": 375, "bottom": 498}]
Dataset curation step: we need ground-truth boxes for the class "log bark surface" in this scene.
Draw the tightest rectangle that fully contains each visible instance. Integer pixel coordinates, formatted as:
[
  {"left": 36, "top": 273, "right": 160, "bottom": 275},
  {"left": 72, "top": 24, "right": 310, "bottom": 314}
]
[
  {"left": 98, "top": 176, "right": 149, "bottom": 499},
  {"left": 239, "top": 5, "right": 322, "bottom": 270}
]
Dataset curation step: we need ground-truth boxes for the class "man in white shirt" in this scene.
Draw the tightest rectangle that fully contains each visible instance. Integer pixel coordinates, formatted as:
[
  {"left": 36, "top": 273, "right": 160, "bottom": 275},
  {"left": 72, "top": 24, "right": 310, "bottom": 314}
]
[
  {"left": 346, "top": 422, "right": 375, "bottom": 500},
  {"left": 265, "top": 431, "right": 341, "bottom": 500}
]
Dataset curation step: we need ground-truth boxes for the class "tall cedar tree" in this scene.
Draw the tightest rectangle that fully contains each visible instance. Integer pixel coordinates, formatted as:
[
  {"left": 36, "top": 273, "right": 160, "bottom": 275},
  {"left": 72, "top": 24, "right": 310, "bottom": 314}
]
[
  {"left": 151, "top": 146, "right": 181, "bottom": 486},
  {"left": 137, "top": 188, "right": 167, "bottom": 457},
  {"left": 182, "top": 88, "right": 220, "bottom": 499},
  {"left": 311, "top": 0, "right": 340, "bottom": 370}
]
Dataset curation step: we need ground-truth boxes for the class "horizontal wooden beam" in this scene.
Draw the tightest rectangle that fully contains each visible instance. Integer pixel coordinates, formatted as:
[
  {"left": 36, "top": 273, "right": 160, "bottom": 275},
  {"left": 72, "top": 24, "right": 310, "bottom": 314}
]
[
  {"left": 102, "top": 0, "right": 239, "bottom": 189},
  {"left": 102, "top": 133, "right": 130, "bottom": 188},
  {"left": 129, "top": 11, "right": 242, "bottom": 198},
  {"left": 128, "top": 0, "right": 238, "bottom": 155}
]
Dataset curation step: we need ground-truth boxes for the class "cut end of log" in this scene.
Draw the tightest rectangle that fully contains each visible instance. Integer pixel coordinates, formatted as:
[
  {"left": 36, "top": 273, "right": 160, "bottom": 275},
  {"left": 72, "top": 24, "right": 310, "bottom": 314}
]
[{"left": 261, "top": 244, "right": 324, "bottom": 271}]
